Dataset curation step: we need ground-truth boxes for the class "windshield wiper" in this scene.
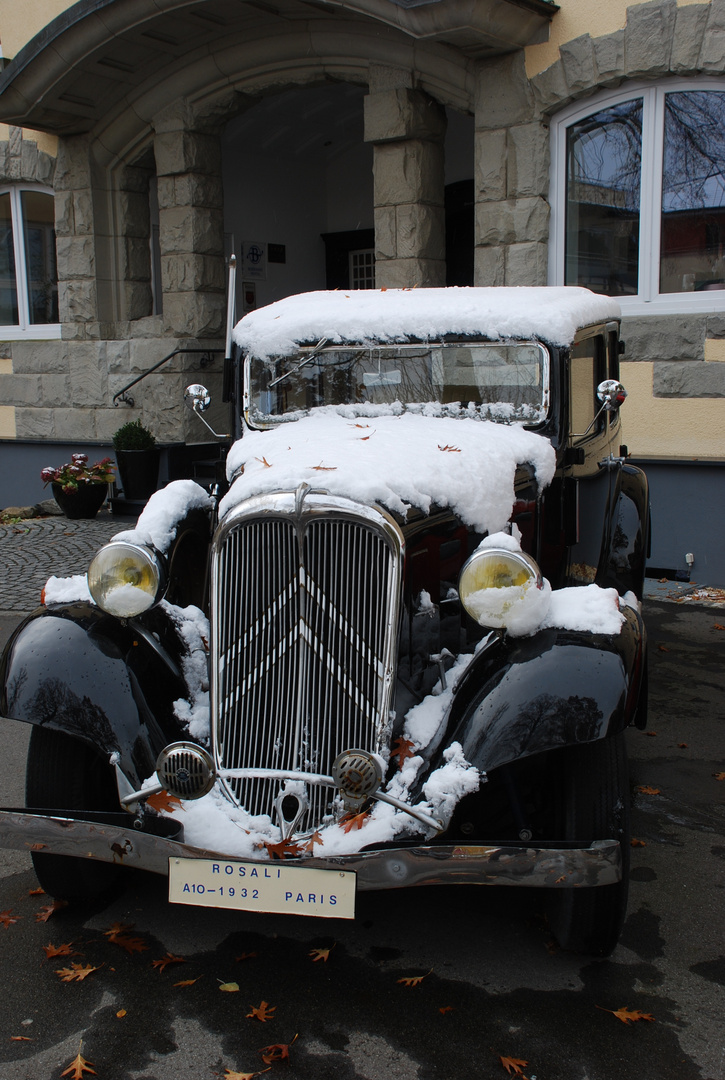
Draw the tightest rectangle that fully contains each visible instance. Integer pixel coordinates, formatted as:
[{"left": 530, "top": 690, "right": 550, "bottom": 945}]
[{"left": 268, "top": 337, "right": 329, "bottom": 388}]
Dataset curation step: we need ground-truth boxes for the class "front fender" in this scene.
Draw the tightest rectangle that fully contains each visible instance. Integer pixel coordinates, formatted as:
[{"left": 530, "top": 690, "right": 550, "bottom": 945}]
[
  {"left": 445, "top": 604, "right": 644, "bottom": 773},
  {"left": 0, "top": 603, "right": 192, "bottom": 788}
]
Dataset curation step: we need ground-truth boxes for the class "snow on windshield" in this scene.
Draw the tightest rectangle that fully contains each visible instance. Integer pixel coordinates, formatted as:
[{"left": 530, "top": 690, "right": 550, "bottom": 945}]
[
  {"left": 233, "top": 286, "right": 621, "bottom": 359},
  {"left": 222, "top": 411, "right": 556, "bottom": 534}
]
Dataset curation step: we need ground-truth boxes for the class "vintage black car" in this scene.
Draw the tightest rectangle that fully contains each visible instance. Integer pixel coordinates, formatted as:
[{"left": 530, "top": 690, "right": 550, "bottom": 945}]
[{"left": 0, "top": 286, "right": 648, "bottom": 956}]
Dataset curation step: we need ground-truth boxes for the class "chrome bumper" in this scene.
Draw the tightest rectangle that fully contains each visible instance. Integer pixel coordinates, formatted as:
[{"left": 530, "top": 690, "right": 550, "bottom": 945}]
[{"left": 0, "top": 809, "right": 621, "bottom": 890}]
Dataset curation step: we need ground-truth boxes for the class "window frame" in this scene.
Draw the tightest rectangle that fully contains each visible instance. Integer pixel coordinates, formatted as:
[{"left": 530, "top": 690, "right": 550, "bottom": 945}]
[
  {"left": 549, "top": 78, "right": 725, "bottom": 317},
  {"left": 0, "top": 184, "right": 61, "bottom": 339}
]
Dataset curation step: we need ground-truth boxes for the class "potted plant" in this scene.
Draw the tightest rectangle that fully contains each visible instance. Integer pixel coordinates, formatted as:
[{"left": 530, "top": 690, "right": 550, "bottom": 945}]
[
  {"left": 40, "top": 454, "right": 115, "bottom": 519},
  {"left": 112, "top": 419, "right": 159, "bottom": 502}
]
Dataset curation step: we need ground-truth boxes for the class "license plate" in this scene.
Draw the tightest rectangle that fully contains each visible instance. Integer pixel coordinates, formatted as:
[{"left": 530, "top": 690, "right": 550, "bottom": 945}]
[{"left": 168, "top": 857, "right": 356, "bottom": 919}]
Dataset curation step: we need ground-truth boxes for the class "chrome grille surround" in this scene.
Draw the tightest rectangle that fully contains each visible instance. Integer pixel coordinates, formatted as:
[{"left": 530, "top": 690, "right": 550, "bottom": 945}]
[{"left": 210, "top": 488, "right": 404, "bottom": 830}]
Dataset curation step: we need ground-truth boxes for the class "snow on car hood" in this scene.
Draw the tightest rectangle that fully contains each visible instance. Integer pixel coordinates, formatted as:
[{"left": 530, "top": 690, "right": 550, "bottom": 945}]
[
  {"left": 233, "top": 286, "right": 621, "bottom": 359},
  {"left": 221, "top": 411, "right": 556, "bottom": 534}
]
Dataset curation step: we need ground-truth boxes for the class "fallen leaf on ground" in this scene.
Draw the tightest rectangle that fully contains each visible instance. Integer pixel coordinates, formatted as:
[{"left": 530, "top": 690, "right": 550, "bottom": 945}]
[
  {"left": 714, "top": 772, "right": 725, "bottom": 781},
  {"left": 174, "top": 976, "right": 203, "bottom": 987},
  {"left": 219, "top": 981, "right": 240, "bottom": 993},
  {"left": 397, "top": 970, "right": 431, "bottom": 987},
  {"left": 61, "top": 1045, "right": 96, "bottom": 1079},
  {"left": 116, "top": 1010, "right": 126, "bottom": 1018},
  {"left": 500, "top": 1056, "right": 528, "bottom": 1076},
  {"left": 309, "top": 945, "right": 334, "bottom": 962},
  {"left": 713, "top": 623, "right": 725, "bottom": 630},
  {"left": 28, "top": 887, "right": 45, "bottom": 896},
  {"left": 636, "top": 785, "right": 661, "bottom": 795},
  {"left": 597, "top": 1005, "right": 655, "bottom": 1024},
  {"left": 10, "top": 1036, "right": 31, "bottom": 1041},
  {"left": 247, "top": 1001, "right": 276, "bottom": 1022},
  {"left": 146, "top": 791, "right": 184, "bottom": 814},
  {"left": 439, "top": 1005, "right": 453, "bottom": 1015},
  {"left": 657, "top": 644, "right": 670, "bottom": 652},
  {"left": 151, "top": 953, "right": 186, "bottom": 973},
  {"left": 103, "top": 922, "right": 134, "bottom": 941},
  {"left": 224, "top": 1070, "right": 270, "bottom": 1079},
  {"left": 259, "top": 1035, "right": 298, "bottom": 1065},
  {"left": 112, "top": 934, "right": 148, "bottom": 955},
  {"left": 0, "top": 909, "right": 20, "bottom": 928},
  {"left": 645, "top": 730, "right": 658, "bottom": 737},
  {"left": 630, "top": 838, "right": 647, "bottom": 847},
  {"left": 36, "top": 900, "right": 67, "bottom": 922},
  {"left": 56, "top": 963, "right": 102, "bottom": 983},
  {"left": 42, "top": 942, "right": 79, "bottom": 960}
]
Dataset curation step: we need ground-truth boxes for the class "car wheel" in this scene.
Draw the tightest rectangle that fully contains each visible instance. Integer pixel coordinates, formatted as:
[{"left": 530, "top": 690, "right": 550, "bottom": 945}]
[
  {"left": 25, "top": 725, "right": 121, "bottom": 901},
  {"left": 547, "top": 733, "right": 630, "bottom": 957}
]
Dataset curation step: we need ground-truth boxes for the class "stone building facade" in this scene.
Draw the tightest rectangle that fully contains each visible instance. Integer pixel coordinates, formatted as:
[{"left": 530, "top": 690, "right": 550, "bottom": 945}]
[{"left": 1, "top": 0, "right": 724, "bottom": 580}]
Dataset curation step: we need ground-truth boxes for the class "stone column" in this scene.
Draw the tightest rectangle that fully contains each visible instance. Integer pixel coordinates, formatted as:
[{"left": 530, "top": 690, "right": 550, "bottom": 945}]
[
  {"left": 364, "top": 68, "right": 446, "bottom": 288},
  {"left": 474, "top": 51, "right": 550, "bottom": 286},
  {"left": 153, "top": 104, "right": 226, "bottom": 338},
  {"left": 54, "top": 134, "right": 100, "bottom": 338}
]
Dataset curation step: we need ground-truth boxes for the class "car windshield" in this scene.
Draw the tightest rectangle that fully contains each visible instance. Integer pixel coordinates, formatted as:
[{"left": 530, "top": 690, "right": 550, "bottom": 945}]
[{"left": 245, "top": 341, "right": 549, "bottom": 429}]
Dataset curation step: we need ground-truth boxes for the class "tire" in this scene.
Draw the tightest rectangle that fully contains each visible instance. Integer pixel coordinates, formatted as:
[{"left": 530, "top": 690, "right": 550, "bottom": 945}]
[
  {"left": 547, "top": 733, "right": 630, "bottom": 957},
  {"left": 25, "top": 725, "right": 121, "bottom": 902}
]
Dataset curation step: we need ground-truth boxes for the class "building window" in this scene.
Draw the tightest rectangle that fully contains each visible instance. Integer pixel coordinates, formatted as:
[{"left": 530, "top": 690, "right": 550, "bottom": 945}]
[
  {"left": 550, "top": 82, "right": 725, "bottom": 314},
  {"left": 349, "top": 248, "right": 375, "bottom": 290},
  {"left": 0, "top": 186, "right": 59, "bottom": 336}
]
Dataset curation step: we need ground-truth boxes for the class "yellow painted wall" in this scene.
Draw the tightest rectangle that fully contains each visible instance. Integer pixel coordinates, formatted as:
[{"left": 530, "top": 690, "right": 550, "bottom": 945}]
[
  {"left": 621, "top": 362, "right": 725, "bottom": 459},
  {"left": 526, "top": 0, "right": 708, "bottom": 77},
  {"left": 0, "top": 0, "right": 72, "bottom": 58},
  {"left": 0, "top": 405, "right": 16, "bottom": 438}
]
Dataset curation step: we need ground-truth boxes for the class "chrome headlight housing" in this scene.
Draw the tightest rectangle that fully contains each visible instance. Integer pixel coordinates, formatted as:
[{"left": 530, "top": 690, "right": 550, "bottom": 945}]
[
  {"left": 459, "top": 546, "right": 550, "bottom": 632},
  {"left": 88, "top": 541, "right": 165, "bottom": 617}
]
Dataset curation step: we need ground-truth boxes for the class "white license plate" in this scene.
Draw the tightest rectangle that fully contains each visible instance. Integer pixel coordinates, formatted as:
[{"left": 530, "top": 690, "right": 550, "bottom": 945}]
[{"left": 168, "top": 857, "right": 356, "bottom": 919}]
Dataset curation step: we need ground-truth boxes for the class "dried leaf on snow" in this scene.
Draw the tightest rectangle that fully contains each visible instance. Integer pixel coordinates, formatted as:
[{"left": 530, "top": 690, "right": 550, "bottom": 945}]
[
  {"left": 264, "top": 838, "right": 302, "bottom": 860},
  {"left": 437, "top": 444, "right": 461, "bottom": 452},
  {"left": 151, "top": 953, "right": 186, "bottom": 973},
  {"left": 311, "top": 463, "right": 337, "bottom": 471},
  {"left": 390, "top": 736, "right": 416, "bottom": 767},
  {"left": 146, "top": 791, "right": 184, "bottom": 814},
  {"left": 61, "top": 1045, "right": 96, "bottom": 1079},
  {"left": 246, "top": 1001, "right": 276, "bottom": 1022},
  {"left": 340, "top": 810, "right": 369, "bottom": 833},
  {"left": 56, "top": 963, "right": 102, "bottom": 983},
  {"left": 597, "top": 1005, "right": 655, "bottom": 1024}
]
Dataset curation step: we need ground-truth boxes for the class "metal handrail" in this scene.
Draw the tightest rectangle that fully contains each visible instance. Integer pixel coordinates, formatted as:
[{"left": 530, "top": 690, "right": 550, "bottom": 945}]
[{"left": 112, "top": 347, "right": 224, "bottom": 407}]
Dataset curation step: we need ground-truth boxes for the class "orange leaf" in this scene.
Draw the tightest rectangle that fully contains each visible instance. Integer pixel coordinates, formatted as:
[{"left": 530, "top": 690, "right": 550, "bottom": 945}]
[
  {"left": 311, "top": 462, "right": 337, "bottom": 471},
  {"left": 397, "top": 970, "right": 431, "bottom": 987},
  {"left": 224, "top": 1070, "right": 271, "bottom": 1080},
  {"left": 714, "top": 772, "right": 725, "bottom": 781},
  {"left": 439, "top": 1005, "right": 453, "bottom": 1015},
  {"left": 42, "top": 942, "right": 79, "bottom": 960},
  {"left": 713, "top": 623, "right": 725, "bottom": 630},
  {"left": 500, "top": 1057, "right": 529, "bottom": 1076},
  {"left": 55, "top": 963, "right": 101, "bottom": 983},
  {"left": 61, "top": 1045, "right": 96, "bottom": 1079},
  {"left": 146, "top": 790, "right": 184, "bottom": 814},
  {"left": 259, "top": 1035, "right": 298, "bottom": 1065},
  {"left": 103, "top": 922, "right": 134, "bottom": 941},
  {"left": 36, "top": 900, "right": 67, "bottom": 922},
  {"left": 256, "top": 456, "right": 273, "bottom": 468},
  {"left": 636, "top": 785, "right": 661, "bottom": 795},
  {"left": 309, "top": 945, "right": 334, "bottom": 963},
  {"left": 151, "top": 952, "right": 186, "bottom": 973},
  {"left": 10, "top": 1036, "right": 31, "bottom": 1041},
  {"left": 630, "top": 838, "right": 647, "bottom": 847},
  {"left": 597, "top": 1005, "right": 655, "bottom": 1024},
  {"left": 247, "top": 1001, "right": 276, "bottom": 1022},
  {"left": 657, "top": 645, "right": 670, "bottom": 652},
  {"left": 391, "top": 736, "right": 416, "bottom": 767},
  {"left": 645, "top": 730, "right": 658, "bottom": 737},
  {"left": 300, "top": 831, "right": 322, "bottom": 853},
  {"left": 116, "top": 1009, "right": 127, "bottom": 1018},
  {"left": 437, "top": 444, "right": 461, "bottom": 452},
  {"left": 0, "top": 909, "right": 20, "bottom": 928},
  {"left": 28, "top": 887, "right": 45, "bottom": 896},
  {"left": 174, "top": 976, "right": 203, "bottom": 987},
  {"left": 264, "top": 838, "right": 302, "bottom": 860},
  {"left": 340, "top": 810, "right": 369, "bottom": 833},
  {"left": 112, "top": 934, "right": 149, "bottom": 955}
]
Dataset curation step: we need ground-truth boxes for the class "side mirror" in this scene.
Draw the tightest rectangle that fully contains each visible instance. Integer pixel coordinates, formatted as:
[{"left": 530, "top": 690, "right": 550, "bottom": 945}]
[
  {"left": 184, "top": 384, "right": 229, "bottom": 439},
  {"left": 597, "top": 379, "right": 627, "bottom": 412}
]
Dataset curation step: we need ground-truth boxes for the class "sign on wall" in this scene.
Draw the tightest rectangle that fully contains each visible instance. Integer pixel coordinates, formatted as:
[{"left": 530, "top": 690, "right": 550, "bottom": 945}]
[{"left": 242, "top": 241, "right": 267, "bottom": 280}]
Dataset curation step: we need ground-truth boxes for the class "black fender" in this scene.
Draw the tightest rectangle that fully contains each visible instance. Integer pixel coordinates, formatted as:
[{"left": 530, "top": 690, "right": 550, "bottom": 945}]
[
  {"left": 0, "top": 603, "right": 195, "bottom": 789},
  {"left": 441, "top": 603, "right": 645, "bottom": 775},
  {"left": 597, "top": 462, "right": 650, "bottom": 599}
]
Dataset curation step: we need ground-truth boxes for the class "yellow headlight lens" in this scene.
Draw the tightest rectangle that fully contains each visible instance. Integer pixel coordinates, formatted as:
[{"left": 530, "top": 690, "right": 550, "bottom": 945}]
[
  {"left": 459, "top": 547, "right": 544, "bottom": 629},
  {"left": 88, "top": 542, "right": 163, "bottom": 617}
]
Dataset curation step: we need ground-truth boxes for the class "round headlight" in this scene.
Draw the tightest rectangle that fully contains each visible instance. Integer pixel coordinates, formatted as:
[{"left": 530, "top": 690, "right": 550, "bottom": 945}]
[
  {"left": 459, "top": 547, "right": 550, "bottom": 631},
  {"left": 88, "top": 541, "right": 164, "bottom": 617}
]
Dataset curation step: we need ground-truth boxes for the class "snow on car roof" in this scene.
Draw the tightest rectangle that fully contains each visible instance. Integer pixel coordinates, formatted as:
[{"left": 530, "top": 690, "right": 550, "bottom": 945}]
[{"left": 233, "top": 286, "right": 621, "bottom": 359}]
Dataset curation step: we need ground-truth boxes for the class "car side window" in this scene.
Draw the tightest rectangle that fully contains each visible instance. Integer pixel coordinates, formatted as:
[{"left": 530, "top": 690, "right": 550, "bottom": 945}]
[{"left": 569, "top": 335, "right": 605, "bottom": 441}]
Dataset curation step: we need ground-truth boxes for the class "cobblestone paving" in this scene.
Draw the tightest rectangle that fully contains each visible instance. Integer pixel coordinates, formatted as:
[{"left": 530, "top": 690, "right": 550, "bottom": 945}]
[{"left": 0, "top": 510, "right": 136, "bottom": 614}]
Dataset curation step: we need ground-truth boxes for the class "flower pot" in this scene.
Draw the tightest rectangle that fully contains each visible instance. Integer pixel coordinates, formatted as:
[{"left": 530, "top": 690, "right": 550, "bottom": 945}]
[
  {"left": 115, "top": 448, "right": 160, "bottom": 501},
  {"left": 52, "top": 482, "right": 108, "bottom": 520}
]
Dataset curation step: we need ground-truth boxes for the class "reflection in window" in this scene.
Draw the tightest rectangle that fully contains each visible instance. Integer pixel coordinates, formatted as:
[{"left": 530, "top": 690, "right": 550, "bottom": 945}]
[
  {"left": 661, "top": 92, "right": 725, "bottom": 294},
  {"left": 0, "top": 187, "right": 58, "bottom": 330},
  {"left": 565, "top": 99, "right": 642, "bottom": 296}
]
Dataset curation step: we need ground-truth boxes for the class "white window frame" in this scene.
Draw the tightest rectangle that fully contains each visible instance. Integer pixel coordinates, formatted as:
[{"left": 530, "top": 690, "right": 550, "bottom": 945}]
[
  {"left": 549, "top": 78, "right": 725, "bottom": 317},
  {"left": 0, "top": 184, "right": 61, "bottom": 339}
]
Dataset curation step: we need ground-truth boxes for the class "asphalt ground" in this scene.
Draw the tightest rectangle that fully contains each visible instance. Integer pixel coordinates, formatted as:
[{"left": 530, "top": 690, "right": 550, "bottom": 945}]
[{"left": 0, "top": 516, "right": 723, "bottom": 1079}]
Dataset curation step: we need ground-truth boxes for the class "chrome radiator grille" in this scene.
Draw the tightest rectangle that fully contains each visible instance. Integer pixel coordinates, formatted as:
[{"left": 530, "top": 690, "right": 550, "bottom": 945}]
[{"left": 211, "top": 494, "right": 402, "bottom": 829}]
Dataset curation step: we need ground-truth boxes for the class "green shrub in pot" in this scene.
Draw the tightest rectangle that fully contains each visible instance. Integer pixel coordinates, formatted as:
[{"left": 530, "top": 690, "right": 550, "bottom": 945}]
[{"left": 112, "top": 420, "right": 159, "bottom": 501}]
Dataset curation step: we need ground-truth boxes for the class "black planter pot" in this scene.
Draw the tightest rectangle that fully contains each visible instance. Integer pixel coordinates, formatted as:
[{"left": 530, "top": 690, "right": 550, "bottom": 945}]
[
  {"left": 115, "top": 448, "right": 160, "bottom": 501},
  {"left": 52, "top": 482, "right": 108, "bottom": 520}
]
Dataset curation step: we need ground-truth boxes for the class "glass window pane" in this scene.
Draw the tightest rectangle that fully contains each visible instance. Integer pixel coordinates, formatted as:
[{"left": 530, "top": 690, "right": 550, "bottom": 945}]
[
  {"left": 565, "top": 99, "right": 642, "bottom": 296},
  {"left": 21, "top": 190, "right": 58, "bottom": 324},
  {"left": 661, "top": 91, "right": 725, "bottom": 294},
  {"left": 0, "top": 192, "right": 19, "bottom": 325}
]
